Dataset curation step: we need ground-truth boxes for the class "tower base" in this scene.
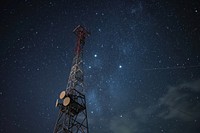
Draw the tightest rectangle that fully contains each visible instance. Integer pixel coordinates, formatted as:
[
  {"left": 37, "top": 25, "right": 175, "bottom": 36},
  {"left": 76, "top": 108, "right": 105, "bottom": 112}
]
[{"left": 54, "top": 89, "right": 89, "bottom": 133}]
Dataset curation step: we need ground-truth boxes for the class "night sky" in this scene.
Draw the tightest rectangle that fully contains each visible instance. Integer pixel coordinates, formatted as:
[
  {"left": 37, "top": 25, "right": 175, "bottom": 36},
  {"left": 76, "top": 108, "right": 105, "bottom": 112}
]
[{"left": 1, "top": 0, "right": 200, "bottom": 133}]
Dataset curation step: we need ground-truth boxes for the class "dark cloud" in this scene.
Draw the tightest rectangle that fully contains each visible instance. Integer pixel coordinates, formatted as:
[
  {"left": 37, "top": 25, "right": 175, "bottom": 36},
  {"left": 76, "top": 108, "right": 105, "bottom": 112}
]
[
  {"left": 110, "top": 114, "right": 139, "bottom": 133},
  {"left": 110, "top": 80, "right": 200, "bottom": 133},
  {"left": 109, "top": 106, "right": 155, "bottom": 133},
  {"left": 158, "top": 80, "right": 200, "bottom": 121}
]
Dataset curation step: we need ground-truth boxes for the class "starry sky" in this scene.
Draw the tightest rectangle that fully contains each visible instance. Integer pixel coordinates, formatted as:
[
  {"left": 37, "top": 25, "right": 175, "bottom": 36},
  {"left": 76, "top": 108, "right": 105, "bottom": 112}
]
[{"left": 1, "top": 0, "right": 200, "bottom": 133}]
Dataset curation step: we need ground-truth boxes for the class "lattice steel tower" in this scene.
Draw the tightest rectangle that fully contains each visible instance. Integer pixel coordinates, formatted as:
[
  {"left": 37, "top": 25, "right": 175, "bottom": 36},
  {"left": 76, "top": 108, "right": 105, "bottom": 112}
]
[{"left": 54, "top": 25, "right": 90, "bottom": 133}]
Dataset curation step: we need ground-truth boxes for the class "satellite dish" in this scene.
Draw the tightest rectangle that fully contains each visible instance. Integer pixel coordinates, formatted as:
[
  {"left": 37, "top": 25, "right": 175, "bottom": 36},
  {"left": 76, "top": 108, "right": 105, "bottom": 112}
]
[
  {"left": 55, "top": 99, "right": 58, "bottom": 107},
  {"left": 59, "top": 91, "right": 66, "bottom": 99},
  {"left": 63, "top": 97, "right": 70, "bottom": 106}
]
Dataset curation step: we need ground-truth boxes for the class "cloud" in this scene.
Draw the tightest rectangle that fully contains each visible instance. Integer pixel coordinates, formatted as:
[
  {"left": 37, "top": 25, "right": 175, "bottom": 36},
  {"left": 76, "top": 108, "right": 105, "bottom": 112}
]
[
  {"left": 110, "top": 115, "right": 138, "bottom": 133},
  {"left": 158, "top": 79, "right": 200, "bottom": 121},
  {"left": 109, "top": 106, "right": 155, "bottom": 133},
  {"left": 109, "top": 79, "right": 200, "bottom": 133}
]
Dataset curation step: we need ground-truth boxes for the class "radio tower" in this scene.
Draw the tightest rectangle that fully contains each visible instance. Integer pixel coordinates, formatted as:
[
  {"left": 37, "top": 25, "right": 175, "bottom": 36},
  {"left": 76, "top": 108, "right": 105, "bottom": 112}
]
[{"left": 54, "top": 25, "right": 90, "bottom": 133}]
